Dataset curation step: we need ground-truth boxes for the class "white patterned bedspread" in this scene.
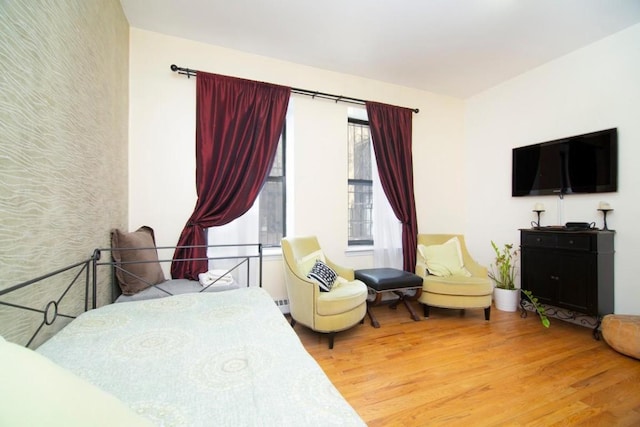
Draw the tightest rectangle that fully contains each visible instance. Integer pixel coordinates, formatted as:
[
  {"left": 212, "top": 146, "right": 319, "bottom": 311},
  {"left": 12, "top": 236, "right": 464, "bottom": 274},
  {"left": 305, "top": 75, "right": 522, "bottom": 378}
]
[{"left": 37, "top": 288, "right": 366, "bottom": 427}]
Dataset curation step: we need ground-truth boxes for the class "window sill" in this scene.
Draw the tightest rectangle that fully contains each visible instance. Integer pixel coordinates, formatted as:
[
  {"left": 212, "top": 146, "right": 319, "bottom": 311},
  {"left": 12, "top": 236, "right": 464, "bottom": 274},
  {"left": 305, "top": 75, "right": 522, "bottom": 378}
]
[
  {"left": 262, "top": 246, "right": 282, "bottom": 259},
  {"left": 261, "top": 245, "right": 372, "bottom": 258},
  {"left": 345, "top": 246, "right": 373, "bottom": 256}
]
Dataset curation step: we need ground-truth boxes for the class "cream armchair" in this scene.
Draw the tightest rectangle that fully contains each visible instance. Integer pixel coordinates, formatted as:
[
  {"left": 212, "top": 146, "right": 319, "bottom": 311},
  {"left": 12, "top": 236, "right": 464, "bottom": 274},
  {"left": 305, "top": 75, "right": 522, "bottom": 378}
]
[
  {"left": 281, "top": 236, "right": 368, "bottom": 349},
  {"left": 415, "top": 234, "right": 493, "bottom": 320}
]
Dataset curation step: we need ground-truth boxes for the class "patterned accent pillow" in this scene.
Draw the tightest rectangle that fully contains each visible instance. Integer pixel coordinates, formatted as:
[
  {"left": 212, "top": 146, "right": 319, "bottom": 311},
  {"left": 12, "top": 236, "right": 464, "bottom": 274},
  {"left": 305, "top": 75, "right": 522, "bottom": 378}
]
[{"left": 307, "top": 260, "right": 338, "bottom": 292}]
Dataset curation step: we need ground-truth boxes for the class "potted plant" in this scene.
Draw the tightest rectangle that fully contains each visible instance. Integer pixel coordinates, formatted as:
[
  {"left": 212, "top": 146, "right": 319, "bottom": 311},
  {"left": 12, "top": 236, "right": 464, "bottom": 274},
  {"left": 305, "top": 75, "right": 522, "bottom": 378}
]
[
  {"left": 489, "top": 241, "right": 550, "bottom": 327},
  {"left": 489, "top": 241, "right": 519, "bottom": 311}
]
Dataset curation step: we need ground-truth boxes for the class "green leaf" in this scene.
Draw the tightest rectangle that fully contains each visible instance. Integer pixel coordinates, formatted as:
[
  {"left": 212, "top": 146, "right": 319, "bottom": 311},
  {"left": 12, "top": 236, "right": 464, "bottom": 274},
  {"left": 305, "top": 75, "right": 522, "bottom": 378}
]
[{"left": 520, "top": 288, "right": 551, "bottom": 328}]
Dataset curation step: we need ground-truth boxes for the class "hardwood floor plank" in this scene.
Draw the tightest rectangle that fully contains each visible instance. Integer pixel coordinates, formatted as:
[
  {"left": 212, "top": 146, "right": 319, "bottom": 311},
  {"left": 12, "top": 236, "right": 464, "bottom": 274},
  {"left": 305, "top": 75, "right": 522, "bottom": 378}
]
[{"left": 292, "top": 301, "right": 640, "bottom": 426}]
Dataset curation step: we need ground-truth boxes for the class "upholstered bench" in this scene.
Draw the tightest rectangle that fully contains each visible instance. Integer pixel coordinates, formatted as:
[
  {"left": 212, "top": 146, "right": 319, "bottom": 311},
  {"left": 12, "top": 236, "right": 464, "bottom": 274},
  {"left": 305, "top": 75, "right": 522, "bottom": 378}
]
[
  {"left": 601, "top": 314, "right": 640, "bottom": 360},
  {"left": 355, "top": 268, "right": 423, "bottom": 328}
]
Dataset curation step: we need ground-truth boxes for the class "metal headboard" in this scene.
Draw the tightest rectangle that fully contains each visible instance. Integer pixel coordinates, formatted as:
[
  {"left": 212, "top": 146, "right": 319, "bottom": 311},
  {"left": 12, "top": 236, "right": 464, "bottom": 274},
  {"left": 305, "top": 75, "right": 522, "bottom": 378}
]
[
  {"left": 0, "top": 244, "right": 263, "bottom": 347},
  {"left": 92, "top": 243, "right": 263, "bottom": 304},
  {"left": 0, "top": 257, "right": 94, "bottom": 348}
]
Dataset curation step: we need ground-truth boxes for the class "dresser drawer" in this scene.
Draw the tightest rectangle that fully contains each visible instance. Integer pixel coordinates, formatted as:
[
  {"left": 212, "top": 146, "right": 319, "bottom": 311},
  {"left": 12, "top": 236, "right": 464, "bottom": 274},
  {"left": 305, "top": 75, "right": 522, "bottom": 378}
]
[
  {"left": 557, "top": 234, "right": 591, "bottom": 251},
  {"left": 522, "top": 232, "right": 557, "bottom": 248}
]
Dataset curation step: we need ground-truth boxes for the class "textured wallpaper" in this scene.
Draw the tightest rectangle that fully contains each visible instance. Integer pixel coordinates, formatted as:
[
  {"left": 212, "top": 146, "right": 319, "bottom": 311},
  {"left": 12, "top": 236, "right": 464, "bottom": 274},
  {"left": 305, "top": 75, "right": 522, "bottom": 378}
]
[{"left": 0, "top": 0, "right": 129, "bottom": 346}]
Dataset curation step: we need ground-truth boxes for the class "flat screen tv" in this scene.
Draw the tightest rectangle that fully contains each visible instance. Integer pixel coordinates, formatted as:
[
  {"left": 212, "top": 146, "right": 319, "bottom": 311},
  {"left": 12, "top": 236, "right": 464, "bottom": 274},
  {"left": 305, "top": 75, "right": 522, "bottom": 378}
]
[{"left": 512, "top": 128, "right": 618, "bottom": 197}]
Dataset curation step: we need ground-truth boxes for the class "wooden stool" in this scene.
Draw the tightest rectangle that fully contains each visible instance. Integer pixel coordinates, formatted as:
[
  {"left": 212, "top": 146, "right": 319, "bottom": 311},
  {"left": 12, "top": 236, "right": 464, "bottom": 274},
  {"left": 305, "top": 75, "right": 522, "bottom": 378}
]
[{"left": 355, "top": 268, "right": 423, "bottom": 328}]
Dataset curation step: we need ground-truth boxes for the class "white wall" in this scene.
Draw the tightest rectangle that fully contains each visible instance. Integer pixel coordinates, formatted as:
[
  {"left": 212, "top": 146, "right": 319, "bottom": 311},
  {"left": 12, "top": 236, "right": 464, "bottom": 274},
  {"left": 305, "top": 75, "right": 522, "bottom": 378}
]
[
  {"left": 128, "top": 28, "right": 465, "bottom": 300},
  {"left": 465, "top": 24, "right": 640, "bottom": 314}
]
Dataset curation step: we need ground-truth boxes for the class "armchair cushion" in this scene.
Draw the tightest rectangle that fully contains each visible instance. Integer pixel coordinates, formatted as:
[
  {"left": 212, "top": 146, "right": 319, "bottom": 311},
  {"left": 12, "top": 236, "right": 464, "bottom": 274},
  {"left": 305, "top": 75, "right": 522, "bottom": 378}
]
[
  {"left": 423, "top": 275, "right": 493, "bottom": 296},
  {"left": 418, "top": 237, "right": 471, "bottom": 278},
  {"left": 317, "top": 279, "right": 368, "bottom": 316},
  {"left": 308, "top": 260, "right": 338, "bottom": 292}
]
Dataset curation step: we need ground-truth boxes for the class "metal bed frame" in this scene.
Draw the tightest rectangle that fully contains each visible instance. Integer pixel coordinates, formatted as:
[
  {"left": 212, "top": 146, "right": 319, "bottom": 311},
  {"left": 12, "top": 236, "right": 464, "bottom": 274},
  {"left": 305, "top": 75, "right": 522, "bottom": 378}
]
[
  {"left": 0, "top": 257, "right": 94, "bottom": 348},
  {"left": 1, "top": 243, "right": 263, "bottom": 347},
  {"left": 92, "top": 243, "right": 263, "bottom": 305}
]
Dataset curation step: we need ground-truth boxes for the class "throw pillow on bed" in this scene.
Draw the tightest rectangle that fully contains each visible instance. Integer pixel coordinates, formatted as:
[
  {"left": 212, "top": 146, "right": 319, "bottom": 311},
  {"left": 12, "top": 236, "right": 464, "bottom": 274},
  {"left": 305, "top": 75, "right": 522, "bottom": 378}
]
[
  {"left": 111, "top": 226, "right": 166, "bottom": 295},
  {"left": 307, "top": 260, "right": 338, "bottom": 292},
  {"left": 0, "top": 336, "right": 154, "bottom": 427}
]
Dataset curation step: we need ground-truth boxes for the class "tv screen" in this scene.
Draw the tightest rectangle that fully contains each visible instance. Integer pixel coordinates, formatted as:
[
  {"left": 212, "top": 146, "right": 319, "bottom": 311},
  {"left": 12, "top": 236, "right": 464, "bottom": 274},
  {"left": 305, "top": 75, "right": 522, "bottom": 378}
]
[{"left": 512, "top": 128, "right": 617, "bottom": 197}]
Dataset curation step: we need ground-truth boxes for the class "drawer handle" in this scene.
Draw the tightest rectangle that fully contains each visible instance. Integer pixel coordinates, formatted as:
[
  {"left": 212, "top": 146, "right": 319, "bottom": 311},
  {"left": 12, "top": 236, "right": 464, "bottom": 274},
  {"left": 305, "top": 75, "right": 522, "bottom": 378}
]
[
  {"left": 569, "top": 240, "right": 574, "bottom": 244},
  {"left": 550, "top": 275, "right": 560, "bottom": 281},
  {"left": 536, "top": 238, "right": 541, "bottom": 242}
]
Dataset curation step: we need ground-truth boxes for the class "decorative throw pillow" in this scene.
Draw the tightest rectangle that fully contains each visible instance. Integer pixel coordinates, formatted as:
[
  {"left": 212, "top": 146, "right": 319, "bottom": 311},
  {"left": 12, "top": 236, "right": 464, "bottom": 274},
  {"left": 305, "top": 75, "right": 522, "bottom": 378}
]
[
  {"left": 297, "top": 249, "right": 326, "bottom": 277},
  {"left": 111, "top": 226, "right": 166, "bottom": 295},
  {"left": 307, "top": 260, "right": 338, "bottom": 292},
  {"left": 0, "top": 336, "right": 154, "bottom": 426},
  {"left": 418, "top": 237, "right": 472, "bottom": 277}
]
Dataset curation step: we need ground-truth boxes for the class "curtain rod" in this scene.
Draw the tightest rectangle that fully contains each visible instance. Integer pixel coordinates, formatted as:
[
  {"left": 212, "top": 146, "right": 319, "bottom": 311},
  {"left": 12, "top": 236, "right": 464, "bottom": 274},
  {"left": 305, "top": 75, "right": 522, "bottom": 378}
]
[{"left": 170, "top": 64, "right": 419, "bottom": 113}]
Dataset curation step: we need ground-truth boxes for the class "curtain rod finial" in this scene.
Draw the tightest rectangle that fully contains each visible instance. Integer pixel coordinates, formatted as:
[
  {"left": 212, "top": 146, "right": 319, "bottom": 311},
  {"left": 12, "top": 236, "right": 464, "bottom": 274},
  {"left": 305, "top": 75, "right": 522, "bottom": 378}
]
[
  {"left": 170, "top": 64, "right": 178, "bottom": 72},
  {"left": 413, "top": 108, "right": 420, "bottom": 114}
]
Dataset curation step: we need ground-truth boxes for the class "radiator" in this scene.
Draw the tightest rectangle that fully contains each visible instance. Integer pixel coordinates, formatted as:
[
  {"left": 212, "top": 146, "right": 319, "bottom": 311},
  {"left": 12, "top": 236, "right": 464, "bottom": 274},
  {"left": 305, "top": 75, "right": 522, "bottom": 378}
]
[{"left": 273, "top": 298, "right": 290, "bottom": 314}]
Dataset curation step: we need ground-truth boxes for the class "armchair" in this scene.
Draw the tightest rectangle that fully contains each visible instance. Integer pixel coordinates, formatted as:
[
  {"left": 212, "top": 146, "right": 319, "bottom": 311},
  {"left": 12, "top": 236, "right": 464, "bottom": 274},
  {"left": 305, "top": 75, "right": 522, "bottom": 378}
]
[
  {"left": 281, "top": 236, "right": 368, "bottom": 349},
  {"left": 415, "top": 234, "right": 493, "bottom": 320}
]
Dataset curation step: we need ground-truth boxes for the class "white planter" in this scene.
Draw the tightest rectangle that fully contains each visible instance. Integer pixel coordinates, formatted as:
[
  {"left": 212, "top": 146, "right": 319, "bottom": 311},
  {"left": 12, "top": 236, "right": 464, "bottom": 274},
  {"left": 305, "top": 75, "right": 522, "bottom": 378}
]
[{"left": 493, "top": 287, "right": 520, "bottom": 312}]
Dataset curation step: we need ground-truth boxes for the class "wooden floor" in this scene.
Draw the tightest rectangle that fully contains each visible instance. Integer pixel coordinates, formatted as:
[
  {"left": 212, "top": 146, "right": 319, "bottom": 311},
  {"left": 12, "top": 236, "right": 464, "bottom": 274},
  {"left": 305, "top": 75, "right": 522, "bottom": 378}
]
[{"left": 292, "top": 301, "right": 640, "bottom": 426}]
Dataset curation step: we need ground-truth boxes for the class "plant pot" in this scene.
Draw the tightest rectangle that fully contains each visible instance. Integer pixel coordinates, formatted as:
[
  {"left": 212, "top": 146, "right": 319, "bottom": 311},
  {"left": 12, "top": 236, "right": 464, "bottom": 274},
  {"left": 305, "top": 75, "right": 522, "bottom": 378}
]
[{"left": 493, "top": 287, "right": 520, "bottom": 312}]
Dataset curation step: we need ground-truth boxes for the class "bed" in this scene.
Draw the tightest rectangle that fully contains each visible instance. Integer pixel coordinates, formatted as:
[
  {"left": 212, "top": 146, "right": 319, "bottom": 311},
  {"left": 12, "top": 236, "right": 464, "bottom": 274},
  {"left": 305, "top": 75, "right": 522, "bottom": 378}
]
[{"left": 0, "top": 242, "right": 366, "bottom": 426}]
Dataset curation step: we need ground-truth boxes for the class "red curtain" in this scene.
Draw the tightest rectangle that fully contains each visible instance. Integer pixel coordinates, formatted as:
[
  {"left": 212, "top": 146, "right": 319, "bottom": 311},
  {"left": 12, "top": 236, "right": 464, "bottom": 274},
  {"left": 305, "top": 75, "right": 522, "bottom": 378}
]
[
  {"left": 171, "top": 72, "right": 290, "bottom": 280},
  {"left": 365, "top": 101, "right": 417, "bottom": 272}
]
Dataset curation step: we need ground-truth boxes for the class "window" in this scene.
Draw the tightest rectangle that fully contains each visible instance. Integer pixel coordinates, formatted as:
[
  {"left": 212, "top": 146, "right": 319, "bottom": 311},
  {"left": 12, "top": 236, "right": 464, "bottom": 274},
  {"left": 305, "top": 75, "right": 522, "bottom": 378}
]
[
  {"left": 348, "top": 118, "right": 373, "bottom": 246},
  {"left": 259, "top": 130, "right": 286, "bottom": 247}
]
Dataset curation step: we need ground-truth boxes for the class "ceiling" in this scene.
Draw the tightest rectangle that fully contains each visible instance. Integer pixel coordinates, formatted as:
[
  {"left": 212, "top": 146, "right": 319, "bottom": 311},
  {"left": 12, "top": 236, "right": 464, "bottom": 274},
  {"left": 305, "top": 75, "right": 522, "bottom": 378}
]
[{"left": 120, "top": 0, "right": 640, "bottom": 99}]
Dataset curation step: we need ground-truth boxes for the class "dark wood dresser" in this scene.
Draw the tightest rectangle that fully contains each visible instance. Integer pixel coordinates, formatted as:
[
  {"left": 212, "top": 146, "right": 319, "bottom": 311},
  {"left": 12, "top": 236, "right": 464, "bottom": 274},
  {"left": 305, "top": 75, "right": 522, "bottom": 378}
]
[{"left": 520, "top": 228, "right": 615, "bottom": 322}]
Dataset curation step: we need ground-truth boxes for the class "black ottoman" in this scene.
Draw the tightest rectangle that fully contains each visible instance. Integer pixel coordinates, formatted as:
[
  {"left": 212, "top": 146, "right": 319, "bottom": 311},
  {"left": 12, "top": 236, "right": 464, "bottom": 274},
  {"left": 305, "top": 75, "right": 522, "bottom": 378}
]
[{"left": 355, "top": 268, "right": 423, "bottom": 328}]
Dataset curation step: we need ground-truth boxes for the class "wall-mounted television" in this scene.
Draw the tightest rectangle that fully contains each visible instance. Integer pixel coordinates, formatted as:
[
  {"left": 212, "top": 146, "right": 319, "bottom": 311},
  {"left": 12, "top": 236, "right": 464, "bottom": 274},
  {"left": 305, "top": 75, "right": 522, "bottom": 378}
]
[{"left": 512, "top": 128, "right": 618, "bottom": 197}]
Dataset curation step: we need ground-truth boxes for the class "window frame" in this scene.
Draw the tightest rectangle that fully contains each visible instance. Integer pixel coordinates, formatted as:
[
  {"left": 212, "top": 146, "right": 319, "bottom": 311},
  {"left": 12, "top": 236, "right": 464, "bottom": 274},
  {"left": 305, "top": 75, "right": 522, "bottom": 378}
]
[
  {"left": 347, "top": 117, "right": 374, "bottom": 247},
  {"left": 259, "top": 124, "right": 287, "bottom": 248}
]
